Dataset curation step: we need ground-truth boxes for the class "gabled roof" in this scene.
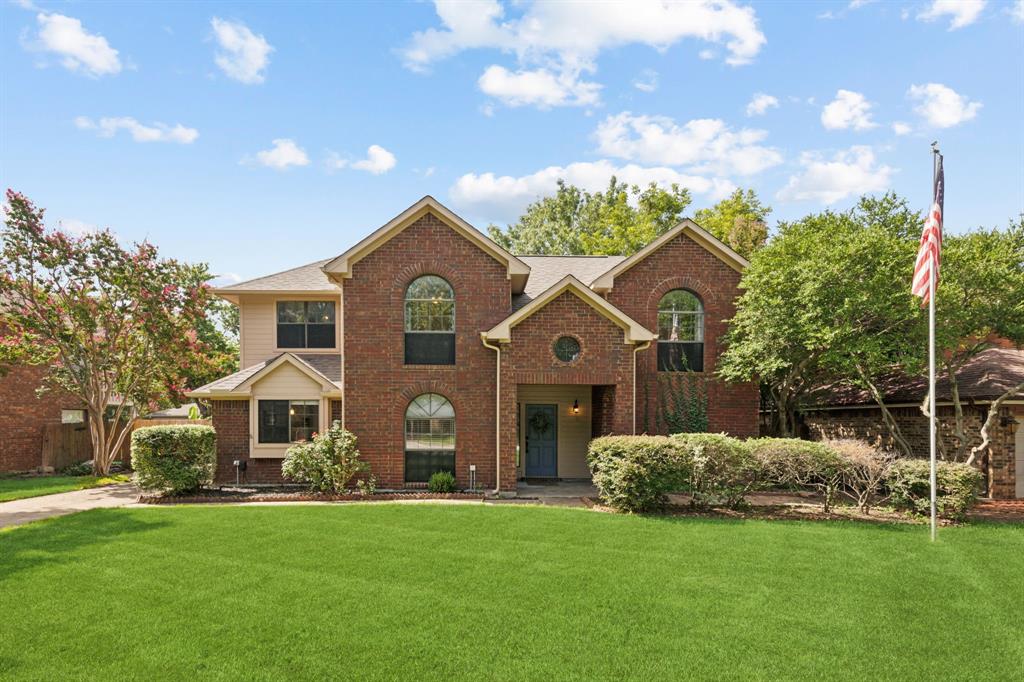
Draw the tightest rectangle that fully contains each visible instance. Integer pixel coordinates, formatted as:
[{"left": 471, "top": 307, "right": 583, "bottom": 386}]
[
  {"left": 187, "top": 353, "right": 342, "bottom": 399},
  {"left": 513, "top": 255, "right": 626, "bottom": 311},
  {"left": 589, "top": 219, "right": 749, "bottom": 293},
  {"left": 214, "top": 259, "right": 338, "bottom": 303},
  {"left": 323, "top": 196, "right": 532, "bottom": 294},
  {"left": 482, "top": 275, "right": 656, "bottom": 344}
]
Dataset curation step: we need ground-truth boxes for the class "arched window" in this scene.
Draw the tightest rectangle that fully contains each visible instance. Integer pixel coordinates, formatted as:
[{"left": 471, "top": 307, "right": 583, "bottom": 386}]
[
  {"left": 657, "top": 289, "right": 704, "bottom": 372},
  {"left": 404, "top": 393, "right": 456, "bottom": 483},
  {"left": 404, "top": 275, "right": 455, "bottom": 365}
]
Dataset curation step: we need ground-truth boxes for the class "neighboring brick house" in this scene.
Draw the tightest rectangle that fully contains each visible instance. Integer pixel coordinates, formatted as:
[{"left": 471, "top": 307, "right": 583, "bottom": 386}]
[
  {"left": 0, "top": 363, "right": 88, "bottom": 473},
  {"left": 189, "top": 196, "right": 758, "bottom": 493},
  {"left": 800, "top": 348, "right": 1024, "bottom": 499}
]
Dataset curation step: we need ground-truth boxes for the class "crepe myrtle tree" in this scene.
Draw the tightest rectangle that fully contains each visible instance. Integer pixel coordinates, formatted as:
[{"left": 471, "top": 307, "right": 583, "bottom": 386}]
[{"left": 0, "top": 190, "right": 216, "bottom": 475}]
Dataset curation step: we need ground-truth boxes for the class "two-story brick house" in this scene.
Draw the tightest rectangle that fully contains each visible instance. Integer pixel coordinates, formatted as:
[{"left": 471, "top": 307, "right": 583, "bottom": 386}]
[{"left": 189, "top": 196, "right": 758, "bottom": 493}]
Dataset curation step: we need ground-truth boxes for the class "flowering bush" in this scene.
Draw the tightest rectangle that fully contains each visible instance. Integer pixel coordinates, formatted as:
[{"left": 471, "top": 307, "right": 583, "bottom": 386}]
[{"left": 281, "top": 421, "right": 367, "bottom": 493}]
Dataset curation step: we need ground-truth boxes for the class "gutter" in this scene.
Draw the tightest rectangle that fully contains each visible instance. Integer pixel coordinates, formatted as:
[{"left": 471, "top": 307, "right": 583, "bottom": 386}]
[
  {"left": 481, "top": 334, "right": 502, "bottom": 495},
  {"left": 633, "top": 340, "right": 652, "bottom": 434}
]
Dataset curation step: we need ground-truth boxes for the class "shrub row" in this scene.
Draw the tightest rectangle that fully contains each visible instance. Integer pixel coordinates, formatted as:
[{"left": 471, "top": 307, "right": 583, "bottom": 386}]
[{"left": 588, "top": 434, "right": 983, "bottom": 519}]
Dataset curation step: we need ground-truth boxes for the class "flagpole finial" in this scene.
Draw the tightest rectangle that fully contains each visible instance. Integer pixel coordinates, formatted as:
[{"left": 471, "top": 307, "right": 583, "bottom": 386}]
[{"left": 931, "top": 140, "right": 940, "bottom": 154}]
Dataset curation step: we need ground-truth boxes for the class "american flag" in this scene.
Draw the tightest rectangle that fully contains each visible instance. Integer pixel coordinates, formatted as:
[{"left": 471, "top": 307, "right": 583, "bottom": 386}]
[{"left": 911, "top": 152, "right": 944, "bottom": 303}]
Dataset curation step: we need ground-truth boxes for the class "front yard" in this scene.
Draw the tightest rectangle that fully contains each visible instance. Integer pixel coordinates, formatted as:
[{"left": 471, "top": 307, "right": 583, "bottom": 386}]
[
  {"left": 0, "top": 474, "right": 129, "bottom": 503},
  {"left": 1, "top": 504, "right": 1021, "bottom": 680}
]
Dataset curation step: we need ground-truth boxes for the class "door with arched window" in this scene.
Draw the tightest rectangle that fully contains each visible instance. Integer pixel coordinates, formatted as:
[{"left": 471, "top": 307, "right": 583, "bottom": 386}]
[
  {"left": 657, "top": 289, "right": 704, "bottom": 371},
  {"left": 404, "top": 393, "right": 456, "bottom": 483}
]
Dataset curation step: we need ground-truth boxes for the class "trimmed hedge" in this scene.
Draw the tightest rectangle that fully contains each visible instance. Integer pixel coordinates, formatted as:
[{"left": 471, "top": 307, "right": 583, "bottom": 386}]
[
  {"left": 887, "top": 459, "right": 983, "bottom": 521},
  {"left": 750, "top": 438, "right": 845, "bottom": 512},
  {"left": 671, "top": 433, "right": 759, "bottom": 509},
  {"left": 588, "top": 436, "right": 688, "bottom": 513},
  {"left": 132, "top": 425, "right": 216, "bottom": 495}
]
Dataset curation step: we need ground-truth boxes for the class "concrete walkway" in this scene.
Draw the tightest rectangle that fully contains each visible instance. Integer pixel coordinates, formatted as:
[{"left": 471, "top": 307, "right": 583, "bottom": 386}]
[{"left": 0, "top": 483, "right": 140, "bottom": 529}]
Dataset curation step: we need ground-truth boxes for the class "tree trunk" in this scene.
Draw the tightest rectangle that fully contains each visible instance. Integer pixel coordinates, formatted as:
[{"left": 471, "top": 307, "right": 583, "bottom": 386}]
[
  {"left": 967, "top": 381, "right": 1024, "bottom": 466},
  {"left": 946, "top": 366, "right": 971, "bottom": 461},
  {"left": 855, "top": 363, "right": 913, "bottom": 457}
]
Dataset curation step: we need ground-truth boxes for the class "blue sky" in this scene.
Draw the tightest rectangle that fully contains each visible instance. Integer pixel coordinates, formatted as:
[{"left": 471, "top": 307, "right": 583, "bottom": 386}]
[{"left": 2, "top": 0, "right": 1022, "bottom": 284}]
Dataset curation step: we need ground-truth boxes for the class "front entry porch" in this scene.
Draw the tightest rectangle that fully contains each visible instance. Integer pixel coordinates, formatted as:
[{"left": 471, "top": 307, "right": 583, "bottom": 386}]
[{"left": 515, "top": 384, "right": 616, "bottom": 488}]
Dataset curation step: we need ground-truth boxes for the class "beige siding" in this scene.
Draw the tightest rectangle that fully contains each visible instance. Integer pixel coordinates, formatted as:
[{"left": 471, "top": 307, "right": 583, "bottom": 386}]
[
  {"left": 516, "top": 384, "right": 592, "bottom": 478},
  {"left": 238, "top": 294, "right": 342, "bottom": 368},
  {"left": 248, "top": 363, "right": 326, "bottom": 458}
]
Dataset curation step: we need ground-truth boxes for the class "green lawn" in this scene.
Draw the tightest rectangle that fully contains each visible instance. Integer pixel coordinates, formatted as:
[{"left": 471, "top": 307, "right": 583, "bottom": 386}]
[
  {"left": 0, "top": 505, "right": 1021, "bottom": 680},
  {"left": 0, "top": 474, "right": 129, "bottom": 502}
]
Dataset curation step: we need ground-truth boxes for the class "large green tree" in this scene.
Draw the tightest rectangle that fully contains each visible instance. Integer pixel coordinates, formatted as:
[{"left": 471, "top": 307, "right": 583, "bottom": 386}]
[
  {"left": 487, "top": 177, "right": 692, "bottom": 256},
  {"left": 693, "top": 188, "right": 771, "bottom": 259},
  {"left": 1, "top": 190, "right": 217, "bottom": 474}
]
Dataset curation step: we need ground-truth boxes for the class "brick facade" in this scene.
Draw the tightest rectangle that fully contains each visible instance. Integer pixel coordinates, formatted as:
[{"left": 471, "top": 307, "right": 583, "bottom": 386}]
[
  {"left": 605, "top": 231, "right": 760, "bottom": 438},
  {"left": 209, "top": 208, "right": 758, "bottom": 492},
  {"left": 0, "top": 364, "right": 83, "bottom": 472},
  {"left": 803, "top": 404, "right": 1022, "bottom": 499}
]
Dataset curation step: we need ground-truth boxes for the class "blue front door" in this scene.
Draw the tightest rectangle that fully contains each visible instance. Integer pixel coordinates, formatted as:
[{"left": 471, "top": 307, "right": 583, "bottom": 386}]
[{"left": 525, "top": 404, "right": 558, "bottom": 478}]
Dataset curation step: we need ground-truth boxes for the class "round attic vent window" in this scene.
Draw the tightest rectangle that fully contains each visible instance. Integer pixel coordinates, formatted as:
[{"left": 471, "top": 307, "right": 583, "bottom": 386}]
[{"left": 553, "top": 336, "right": 581, "bottom": 363}]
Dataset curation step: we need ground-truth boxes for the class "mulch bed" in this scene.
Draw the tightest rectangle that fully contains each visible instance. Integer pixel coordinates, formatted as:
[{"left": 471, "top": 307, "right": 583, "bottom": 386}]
[{"left": 139, "top": 487, "right": 486, "bottom": 505}]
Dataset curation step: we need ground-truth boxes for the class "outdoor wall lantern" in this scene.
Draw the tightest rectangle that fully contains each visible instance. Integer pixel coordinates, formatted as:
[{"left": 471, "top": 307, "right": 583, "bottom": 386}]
[{"left": 572, "top": 399, "right": 580, "bottom": 415}]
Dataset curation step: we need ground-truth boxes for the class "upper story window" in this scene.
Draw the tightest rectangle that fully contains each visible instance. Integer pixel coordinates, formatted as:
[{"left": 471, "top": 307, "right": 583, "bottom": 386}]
[
  {"left": 404, "top": 275, "right": 455, "bottom": 365},
  {"left": 657, "top": 289, "right": 704, "bottom": 372},
  {"left": 277, "top": 301, "right": 336, "bottom": 349}
]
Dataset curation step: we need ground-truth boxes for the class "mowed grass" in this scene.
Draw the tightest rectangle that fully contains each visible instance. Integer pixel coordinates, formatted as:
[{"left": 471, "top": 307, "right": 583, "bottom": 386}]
[
  {"left": 0, "top": 505, "right": 1021, "bottom": 681},
  {"left": 0, "top": 474, "right": 129, "bottom": 502}
]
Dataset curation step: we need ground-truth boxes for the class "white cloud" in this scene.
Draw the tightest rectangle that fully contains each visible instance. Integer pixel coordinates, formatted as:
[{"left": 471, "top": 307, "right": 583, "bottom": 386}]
[
  {"left": 352, "top": 145, "right": 397, "bottom": 174},
  {"left": 211, "top": 272, "right": 243, "bottom": 286},
  {"left": 777, "top": 146, "right": 893, "bottom": 204},
  {"left": 698, "top": 49, "right": 716, "bottom": 60},
  {"left": 594, "top": 112, "right": 783, "bottom": 176},
  {"left": 325, "top": 145, "right": 397, "bottom": 175},
  {"left": 74, "top": 116, "right": 199, "bottom": 144},
  {"left": 908, "top": 83, "right": 981, "bottom": 127},
  {"left": 745, "top": 93, "right": 778, "bottom": 116},
  {"left": 58, "top": 218, "right": 99, "bottom": 237},
  {"left": 478, "top": 65, "right": 600, "bottom": 108},
  {"left": 450, "top": 159, "right": 735, "bottom": 224},
  {"left": 891, "top": 121, "right": 912, "bottom": 135},
  {"left": 32, "top": 12, "right": 121, "bottom": 77},
  {"left": 632, "top": 69, "right": 658, "bottom": 93},
  {"left": 402, "top": 1, "right": 765, "bottom": 109},
  {"left": 251, "top": 139, "right": 309, "bottom": 170},
  {"left": 211, "top": 17, "right": 273, "bottom": 84},
  {"left": 917, "top": 0, "right": 986, "bottom": 29},
  {"left": 820, "top": 89, "right": 876, "bottom": 130},
  {"left": 1011, "top": 0, "right": 1024, "bottom": 22}
]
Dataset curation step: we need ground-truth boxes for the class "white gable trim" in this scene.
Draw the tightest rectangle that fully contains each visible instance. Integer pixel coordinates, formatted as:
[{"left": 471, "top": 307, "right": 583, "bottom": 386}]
[
  {"left": 482, "top": 275, "right": 656, "bottom": 345},
  {"left": 590, "top": 219, "right": 749, "bottom": 293},
  {"left": 322, "top": 196, "right": 531, "bottom": 294},
  {"left": 234, "top": 353, "right": 340, "bottom": 395}
]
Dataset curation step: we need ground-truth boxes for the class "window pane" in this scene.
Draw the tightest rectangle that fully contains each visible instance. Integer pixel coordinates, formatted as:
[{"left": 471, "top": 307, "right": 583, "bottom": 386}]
[
  {"left": 289, "top": 401, "right": 319, "bottom": 442},
  {"left": 258, "top": 400, "right": 290, "bottom": 443},
  {"left": 658, "top": 290, "right": 701, "bottom": 313},
  {"left": 277, "top": 324, "right": 305, "bottom": 348},
  {"left": 406, "top": 275, "right": 453, "bottom": 301},
  {"left": 657, "top": 342, "right": 704, "bottom": 372},
  {"left": 307, "top": 301, "right": 335, "bottom": 324},
  {"left": 405, "top": 332, "right": 455, "bottom": 364},
  {"left": 404, "top": 451, "right": 455, "bottom": 483},
  {"left": 277, "top": 301, "right": 306, "bottom": 324},
  {"left": 61, "top": 409, "right": 85, "bottom": 424},
  {"left": 306, "top": 324, "right": 335, "bottom": 348}
]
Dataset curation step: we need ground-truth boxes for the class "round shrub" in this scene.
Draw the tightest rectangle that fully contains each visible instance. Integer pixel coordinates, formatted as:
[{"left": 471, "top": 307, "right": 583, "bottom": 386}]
[
  {"left": 282, "top": 421, "right": 366, "bottom": 493},
  {"left": 588, "top": 436, "right": 688, "bottom": 513},
  {"left": 131, "top": 425, "right": 216, "bottom": 495},
  {"left": 749, "top": 438, "right": 846, "bottom": 511},
  {"left": 427, "top": 471, "right": 457, "bottom": 493},
  {"left": 887, "top": 459, "right": 983, "bottom": 521},
  {"left": 670, "top": 433, "right": 759, "bottom": 509}
]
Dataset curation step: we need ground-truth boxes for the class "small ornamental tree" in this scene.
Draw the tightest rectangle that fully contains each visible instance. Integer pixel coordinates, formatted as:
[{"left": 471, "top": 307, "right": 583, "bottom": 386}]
[{"left": 1, "top": 190, "right": 215, "bottom": 475}]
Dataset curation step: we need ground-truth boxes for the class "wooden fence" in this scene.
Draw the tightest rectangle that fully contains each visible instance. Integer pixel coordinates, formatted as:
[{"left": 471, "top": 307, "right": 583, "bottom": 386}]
[{"left": 39, "top": 417, "right": 212, "bottom": 472}]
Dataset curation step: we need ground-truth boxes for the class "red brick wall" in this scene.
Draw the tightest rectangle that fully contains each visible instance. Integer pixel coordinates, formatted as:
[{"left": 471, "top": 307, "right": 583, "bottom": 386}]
[
  {"left": 591, "top": 385, "right": 616, "bottom": 438},
  {"left": 605, "top": 232, "right": 759, "bottom": 437},
  {"left": 0, "top": 364, "right": 83, "bottom": 472},
  {"left": 343, "top": 213, "right": 512, "bottom": 490}
]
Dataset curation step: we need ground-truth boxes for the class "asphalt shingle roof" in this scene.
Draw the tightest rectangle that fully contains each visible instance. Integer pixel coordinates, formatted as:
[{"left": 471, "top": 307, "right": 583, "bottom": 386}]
[
  {"left": 217, "top": 259, "right": 336, "bottom": 292},
  {"left": 190, "top": 352, "right": 342, "bottom": 394},
  {"left": 512, "top": 255, "right": 625, "bottom": 310}
]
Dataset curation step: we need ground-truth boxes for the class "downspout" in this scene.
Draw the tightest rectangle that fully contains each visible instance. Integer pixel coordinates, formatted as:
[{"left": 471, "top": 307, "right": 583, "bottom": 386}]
[
  {"left": 339, "top": 283, "right": 345, "bottom": 429},
  {"left": 632, "top": 340, "right": 652, "bottom": 434},
  {"left": 481, "top": 334, "right": 502, "bottom": 495}
]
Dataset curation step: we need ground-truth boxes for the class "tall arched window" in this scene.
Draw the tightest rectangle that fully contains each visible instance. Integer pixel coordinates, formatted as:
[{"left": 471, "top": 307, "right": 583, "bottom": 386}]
[
  {"left": 404, "top": 275, "right": 455, "bottom": 365},
  {"left": 404, "top": 393, "right": 456, "bottom": 483},
  {"left": 657, "top": 289, "right": 704, "bottom": 372}
]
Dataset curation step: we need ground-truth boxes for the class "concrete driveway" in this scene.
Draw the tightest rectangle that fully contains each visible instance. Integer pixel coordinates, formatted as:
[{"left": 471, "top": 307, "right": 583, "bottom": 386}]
[{"left": 0, "top": 483, "right": 140, "bottom": 529}]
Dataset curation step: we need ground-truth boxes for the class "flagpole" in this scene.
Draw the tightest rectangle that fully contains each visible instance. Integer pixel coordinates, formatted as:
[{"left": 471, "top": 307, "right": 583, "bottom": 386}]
[{"left": 929, "top": 143, "right": 939, "bottom": 542}]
